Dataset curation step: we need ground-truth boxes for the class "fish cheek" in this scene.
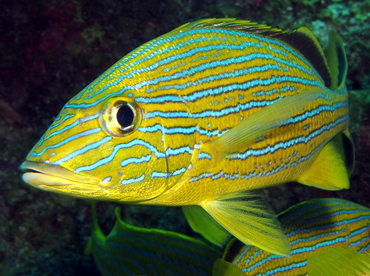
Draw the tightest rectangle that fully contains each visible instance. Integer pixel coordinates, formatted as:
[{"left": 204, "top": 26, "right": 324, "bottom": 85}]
[{"left": 111, "top": 151, "right": 169, "bottom": 202}]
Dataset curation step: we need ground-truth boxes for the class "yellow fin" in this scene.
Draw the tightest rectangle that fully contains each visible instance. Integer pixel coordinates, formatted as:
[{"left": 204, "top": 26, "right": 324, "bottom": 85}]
[
  {"left": 173, "top": 18, "right": 286, "bottom": 36},
  {"left": 298, "top": 133, "right": 350, "bottom": 190},
  {"left": 326, "top": 31, "right": 348, "bottom": 90},
  {"left": 212, "top": 259, "right": 245, "bottom": 276},
  {"left": 202, "top": 190, "right": 290, "bottom": 256},
  {"left": 207, "top": 88, "right": 322, "bottom": 157},
  {"left": 182, "top": 205, "right": 232, "bottom": 247},
  {"left": 308, "top": 248, "right": 370, "bottom": 276}
]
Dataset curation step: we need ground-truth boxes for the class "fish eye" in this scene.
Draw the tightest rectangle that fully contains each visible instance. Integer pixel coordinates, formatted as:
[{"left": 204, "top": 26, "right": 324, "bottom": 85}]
[
  {"left": 100, "top": 97, "right": 142, "bottom": 137},
  {"left": 117, "top": 104, "right": 134, "bottom": 129}
]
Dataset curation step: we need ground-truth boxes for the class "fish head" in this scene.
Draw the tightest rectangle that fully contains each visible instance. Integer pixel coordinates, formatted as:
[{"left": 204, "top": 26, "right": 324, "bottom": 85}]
[
  {"left": 21, "top": 95, "right": 166, "bottom": 202},
  {"left": 20, "top": 41, "right": 196, "bottom": 202}
]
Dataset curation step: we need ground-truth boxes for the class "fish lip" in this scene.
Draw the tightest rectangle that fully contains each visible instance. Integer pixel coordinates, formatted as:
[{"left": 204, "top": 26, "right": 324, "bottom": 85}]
[{"left": 20, "top": 161, "right": 102, "bottom": 186}]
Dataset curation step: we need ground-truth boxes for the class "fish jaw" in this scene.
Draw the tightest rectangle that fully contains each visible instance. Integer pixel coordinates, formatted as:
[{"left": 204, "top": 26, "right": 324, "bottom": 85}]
[
  {"left": 20, "top": 161, "right": 169, "bottom": 202},
  {"left": 20, "top": 161, "right": 103, "bottom": 193}
]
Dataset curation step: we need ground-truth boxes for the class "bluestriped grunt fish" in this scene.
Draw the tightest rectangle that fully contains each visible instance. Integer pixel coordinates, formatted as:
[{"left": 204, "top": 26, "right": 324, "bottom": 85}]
[
  {"left": 85, "top": 202, "right": 222, "bottom": 276},
  {"left": 20, "top": 19, "right": 354, "bottom": 255},
  {"left": 214, "top": 198, "right": 370, "bottom": 276}
]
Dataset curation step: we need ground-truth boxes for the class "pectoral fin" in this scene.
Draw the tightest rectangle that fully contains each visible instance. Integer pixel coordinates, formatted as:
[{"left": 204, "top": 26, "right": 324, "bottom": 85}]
[
  {"left": 182, "top": 205, "right": 232, "bottom": 247},
  {"left": 298, "top": 133, "right": 350, "bottom": 190},
  {"left": 308, "top": 248, "right": 370, "bottom": 276},
  {"left": 207, "top": 88, "right": 322, "bottom": 157},
  {"left": 201, "top": 190, "right": 290, "bottom": 256}
]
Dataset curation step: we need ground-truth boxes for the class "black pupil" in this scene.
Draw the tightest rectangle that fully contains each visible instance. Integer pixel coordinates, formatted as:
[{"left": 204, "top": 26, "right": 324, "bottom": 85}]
[{"left": 117, "top": 104, "right": 134, "bottom": 128}]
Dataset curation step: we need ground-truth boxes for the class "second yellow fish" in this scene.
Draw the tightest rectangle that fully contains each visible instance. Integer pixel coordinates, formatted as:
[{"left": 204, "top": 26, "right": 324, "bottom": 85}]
[{"left": 20, "top": 19, "right": 354, "bottom": 255}]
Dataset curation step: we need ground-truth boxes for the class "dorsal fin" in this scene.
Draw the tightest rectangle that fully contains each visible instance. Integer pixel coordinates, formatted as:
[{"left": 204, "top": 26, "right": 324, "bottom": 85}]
[
  {"left": 326, "top": 31, "right": 347, "bottom": 90},
  {"left": 175, "top": 19, "right": 332, "bottom": 88},
  {"left": 174, "top": 18, "right": 287, "bottom": 37},
  {"left": 278, "top": 27, "right": 332, "bottom": 88}
]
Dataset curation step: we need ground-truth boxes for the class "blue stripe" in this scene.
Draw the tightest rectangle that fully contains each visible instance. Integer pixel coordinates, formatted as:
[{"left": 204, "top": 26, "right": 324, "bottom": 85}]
[
  {"left": 190, "top": 172, "right": 213, "bottom": 183},
  {"left": 360, "top": 243, "right": 370, "bottom": 253},
  {"left": 289, "top": 230, "right": 346, "bottom": 248},
  {"left": 199, "top": 152, "right": 212, "bottom": 159},
  {"left": 165, "top": 146, "right": 193, "bottom": 156},
  {"left": 52, "top": 136, "right": 112, "bottom": 165},
  {"left": 120, "top": 155, "right": 152, "bottom": 168},
  {"left": 139, "top": 124, "right": 228, "bottom": 138},
  {"left": 151, "top": 171, "right": 167, "bottom": 178},
  {"left": 172, "top": 167, "right": 187, "bottom": 176},
  {"left": 263, "top": 262, "right": 306, "bottom": 275},
  {"left": 135, "top": 95, "right": 184, "bottom": 103},
  {"left": 146, "top": 98, "right": 281, "bottom": 119},
  {"left": 286, "top": 101, "right": 347, "bottom": 126},
  {"left": 267, "top": 44, "right": 289, "bottom": 57},
  {"left": 139, "top": 124, "right": 197, "bottom": 134},
  {"left": 49, "top": 114, "right": 75, "bottom": 130},
  {"left": 38, "top": 114, "right": 99, "bottom": 146},
  {"left": 349, "top": 236, "right": 370, "bottom": 248},
  {"left": 68, "top": 154, "right": 152, "bottom": 173},
  {"left": 151, "top": 167, "right": 187, "bottom": 178},
  {"left": 348, "top": 226, "right": 370, "bottom": 242},
  {"left": 121, "top": 174, "right": 145, "bottom": 185},
  {"left": 31, "top": 128, "right": 102, "bottom": 157}
]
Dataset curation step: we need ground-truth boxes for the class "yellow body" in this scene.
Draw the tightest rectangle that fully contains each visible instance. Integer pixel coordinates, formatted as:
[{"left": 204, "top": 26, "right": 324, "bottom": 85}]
[{"left": 21, "top": 19, "right": 353, "bottom": 255}]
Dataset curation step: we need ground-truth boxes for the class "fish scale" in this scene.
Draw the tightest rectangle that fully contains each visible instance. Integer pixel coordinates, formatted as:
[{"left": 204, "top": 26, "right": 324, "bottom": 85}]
[{"left": 21, "top": 19, "right": 353, "bottom": 255}]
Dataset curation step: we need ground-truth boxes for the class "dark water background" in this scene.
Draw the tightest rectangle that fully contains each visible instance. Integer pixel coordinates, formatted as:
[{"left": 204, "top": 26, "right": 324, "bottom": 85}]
[{"left": 1, "top": 0, "right": 369, "bottom": 275}]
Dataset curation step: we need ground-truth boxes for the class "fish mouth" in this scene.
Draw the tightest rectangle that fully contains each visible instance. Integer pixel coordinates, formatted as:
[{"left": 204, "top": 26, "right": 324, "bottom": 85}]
[{"left": 20, "top": 161, "right": 102, "bottom": 187}]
